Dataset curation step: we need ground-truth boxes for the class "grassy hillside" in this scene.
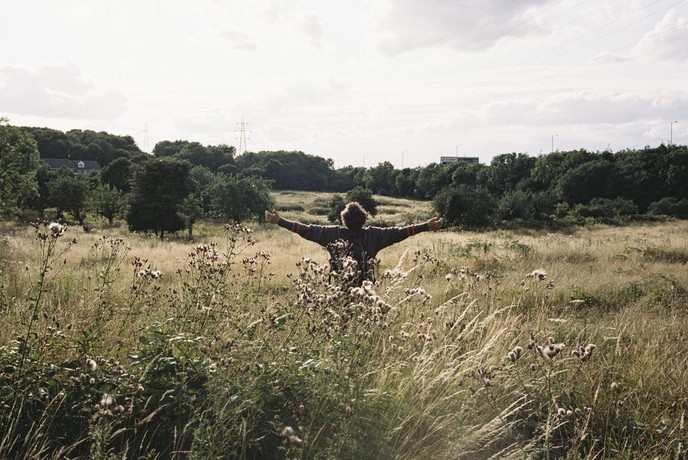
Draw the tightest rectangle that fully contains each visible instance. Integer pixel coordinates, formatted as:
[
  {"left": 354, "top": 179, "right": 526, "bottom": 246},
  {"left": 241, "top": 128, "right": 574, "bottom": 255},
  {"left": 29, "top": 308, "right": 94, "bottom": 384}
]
[{"left": 1, "top": 211, "right": 687, "bottom": 458}]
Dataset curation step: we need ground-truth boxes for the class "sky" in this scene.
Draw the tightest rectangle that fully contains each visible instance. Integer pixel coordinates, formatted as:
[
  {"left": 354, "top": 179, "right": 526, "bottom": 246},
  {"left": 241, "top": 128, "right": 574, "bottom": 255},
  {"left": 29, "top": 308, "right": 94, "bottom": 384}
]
[{"left": 1, "top": 0, "right": 687, "bottom": 168}]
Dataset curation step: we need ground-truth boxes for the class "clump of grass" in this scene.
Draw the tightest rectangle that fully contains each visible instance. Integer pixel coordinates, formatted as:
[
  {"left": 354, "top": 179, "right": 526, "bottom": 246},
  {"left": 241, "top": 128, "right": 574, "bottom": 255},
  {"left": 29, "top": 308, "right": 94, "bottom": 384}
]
[{"left": 642, "top": 246, "right": 688, "bottom": 264}]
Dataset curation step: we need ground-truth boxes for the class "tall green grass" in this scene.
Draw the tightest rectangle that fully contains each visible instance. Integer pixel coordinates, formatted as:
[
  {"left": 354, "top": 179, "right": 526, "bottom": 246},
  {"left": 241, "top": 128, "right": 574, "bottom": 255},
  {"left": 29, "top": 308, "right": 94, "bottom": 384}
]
[{"left": 1, "top": 219, "right": 687, "bottom": 458}]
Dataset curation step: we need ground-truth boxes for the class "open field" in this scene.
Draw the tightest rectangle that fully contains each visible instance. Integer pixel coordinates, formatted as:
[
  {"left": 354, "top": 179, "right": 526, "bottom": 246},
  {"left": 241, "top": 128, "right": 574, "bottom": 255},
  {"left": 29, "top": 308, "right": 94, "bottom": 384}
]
[
  {"left": 271, "top": 190, "right": 434, "bottom": 226},
  {"left": 1, "top": 212, "right": 688, "bottom": 458}
]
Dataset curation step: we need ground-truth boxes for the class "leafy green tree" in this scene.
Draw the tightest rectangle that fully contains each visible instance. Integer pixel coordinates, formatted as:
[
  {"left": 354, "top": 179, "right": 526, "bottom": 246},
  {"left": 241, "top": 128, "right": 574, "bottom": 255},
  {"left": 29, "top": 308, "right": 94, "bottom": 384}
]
[
  {"left": 393, "top": 168, "right": 418, "bottom": 198},
  {"left": 208, "top": 174, "right": 273, "bottom": 222},
  {"left": 0, "top": 122, "right": 41, "bottom": 217},
  {"left": 479, "top": 153, "right": 536, "bottom": 196},
  {"left": 180, "top": 195, "right": 204, "bottom": 238},
  {"left": 649, "top": 197, "right": 688, "bottom": 219},
  {"left": 433, "top": 185, "right": 497, "bottom": 228},
  {"left": 327, "top": 194, "right": 346, "bottom": 223},
  {"left": 364, "top": 161, "right": 396, "bottom": 195},
  {"left": 26, "top": 164, "right": 56, "bottom": 218},
  {"left": 48, "top": 168, "right": 90, "bottom": 224},
  {"left": 152, "top": 140, "right": 191, "bottom": 158},
  {"left": 88, "top": 183, "right": 126, "bottom": 226},
  {"left": 529, "top": 149, "right": 597, "bottom": 192},
  {"left": 345, "top": 186, "right": 378, "bottom": 216},
  {"left": 127, "top": 160, "right": 193, "bottom": 238},
  {"left": 556, "top": 159, "right": 621, "bottom": 205},
  {"left": 100, "top": 157, "right": 133, "bottom": 193}
]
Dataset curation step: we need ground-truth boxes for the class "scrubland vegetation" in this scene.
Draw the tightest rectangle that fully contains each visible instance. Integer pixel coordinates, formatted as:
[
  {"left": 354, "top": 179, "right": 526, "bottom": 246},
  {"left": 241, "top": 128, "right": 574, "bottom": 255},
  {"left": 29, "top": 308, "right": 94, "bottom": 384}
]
[{"left": 1, "top": 193, "right": 687, "bottom": 458}]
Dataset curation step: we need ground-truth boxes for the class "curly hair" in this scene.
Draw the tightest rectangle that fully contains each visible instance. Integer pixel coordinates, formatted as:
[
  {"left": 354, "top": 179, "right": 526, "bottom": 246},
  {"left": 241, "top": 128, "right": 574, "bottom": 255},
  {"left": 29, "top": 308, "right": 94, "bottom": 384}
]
[{"left": 340, "top": 202, "right": 367, "bottom": 231}]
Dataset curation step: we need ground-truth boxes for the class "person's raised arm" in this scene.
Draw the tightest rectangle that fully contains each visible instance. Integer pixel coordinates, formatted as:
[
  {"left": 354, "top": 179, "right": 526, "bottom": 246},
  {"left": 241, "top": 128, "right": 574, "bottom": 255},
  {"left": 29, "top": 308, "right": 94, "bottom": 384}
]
[{"left": 264, "top": 209, "right": 341, "bottom": 247}]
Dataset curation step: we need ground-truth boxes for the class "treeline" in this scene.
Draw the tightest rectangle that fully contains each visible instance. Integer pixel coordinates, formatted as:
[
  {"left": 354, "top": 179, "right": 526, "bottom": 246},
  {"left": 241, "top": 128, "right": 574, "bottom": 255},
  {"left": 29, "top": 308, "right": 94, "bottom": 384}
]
[{"left": 2, "top": 122, "right": 688, "bottom": 234}]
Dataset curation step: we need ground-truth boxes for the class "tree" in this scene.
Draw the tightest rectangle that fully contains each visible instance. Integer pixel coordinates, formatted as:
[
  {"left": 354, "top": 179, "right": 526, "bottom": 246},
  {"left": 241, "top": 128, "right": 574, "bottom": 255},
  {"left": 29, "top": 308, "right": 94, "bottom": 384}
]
[
  {"left": 89, "top": 183, "right": 126, "bottom": 226},
  {"left": 127, "top": 160, "right": 193, "bottom": 238},
  {"left": 327, "top": 194, "right": 346, "bottom": 223},
  {"left": 100, "top": 157, "right": 133, "bottom": 193},
  {"left": 48, "top": 168, "right": 90, "bottom": 224},
  {"left": 0, "top": 122, "right": 41, "bottom": 217},
  {"left": 556, "top": 159, "right": 620, "bottom": 205},
  {"left": 480, "top": 153, "right": 536, "bottom": 196},
  {"left": 208, "top": 174, "right": 273, "bottom": 222},
  {"left": 345, "top": 187, "right": 378, "bottom": 216},
  {"left": 364, "top": 161, "right": 396, "bottom": 195},
  {"left": 433, "top": 185, "right": 497, "bottom": 228}
]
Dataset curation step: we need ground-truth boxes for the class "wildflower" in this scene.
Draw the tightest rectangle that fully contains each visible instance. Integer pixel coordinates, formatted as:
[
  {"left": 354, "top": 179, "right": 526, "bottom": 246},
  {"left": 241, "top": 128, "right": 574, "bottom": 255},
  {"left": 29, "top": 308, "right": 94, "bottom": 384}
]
[
  {"left": 538, "top": 342, "right": 565, "bottom": 360},
  {"left": 445, "top": 273, "right": 454, "bottom": 281},
  {"left": 86, "top": 358, "right": 97, "bottom": 371},
  {"left": 610, "top": 381, "right": 619, "bottom": 391},
  {"left": 557, "top": 407, "right": 567, "bottom": 419},
  {"left": 572, "top": 343, "right": 596, "bottom": 361},
  {"left": 507, "top": 345, "right": 524, "bottom": 363},
  {"left": 100, "top": 393, "right": 114, "bottom": 407},
  {"left": 48, "top": 222, "right": 66, "bottom": 238},
  {"left": 527, "top": 269, "right": 547, "bottom": 280},
  {"left": 150, "top": 270, "right": 162, "bottom": 279}
]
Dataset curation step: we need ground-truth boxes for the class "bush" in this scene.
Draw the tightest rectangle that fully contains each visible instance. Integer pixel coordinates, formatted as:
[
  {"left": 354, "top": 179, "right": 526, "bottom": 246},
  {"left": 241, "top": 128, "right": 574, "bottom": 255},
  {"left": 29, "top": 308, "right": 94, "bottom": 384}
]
[
  {"left": 570, "top": 198, "right": 638, "bottom": 222},
  {"left": 433, "top": 185, "right": 497, "bottom": 228},
  {"left": 345, "top": 187, "right": 378, "bottom": 216},
  {"left": 648, "top": 197, "right": 688, "bottom": 219}
]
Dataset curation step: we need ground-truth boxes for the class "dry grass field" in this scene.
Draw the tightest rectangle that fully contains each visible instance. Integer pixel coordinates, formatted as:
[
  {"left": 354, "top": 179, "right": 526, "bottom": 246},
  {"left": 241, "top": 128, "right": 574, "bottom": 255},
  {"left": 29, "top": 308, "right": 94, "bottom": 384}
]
[{"left": 1, "top": 195, "right": 687, "bottom": 458}]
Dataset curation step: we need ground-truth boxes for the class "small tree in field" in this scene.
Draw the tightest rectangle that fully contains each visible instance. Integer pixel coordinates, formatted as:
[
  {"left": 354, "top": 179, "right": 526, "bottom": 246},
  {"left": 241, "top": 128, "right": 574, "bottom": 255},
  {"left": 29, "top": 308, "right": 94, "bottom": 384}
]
[
  {"left": 345, "top": 186, "right": 378, "bottom": 216},
  {"left": 327, "top": 194, "right": 346, "bottom": 223},
  {"left": 127, "top": 159, "right": 193, "bottom": 238},
  {"left": 208, "top": 174, "right": 273, "bottom": 223},
  {"left": 433, "top": 185, "right": 497, "bottom": 228},
  {"left": 89, "top": 183, "right": 126, "bottom": 226}
]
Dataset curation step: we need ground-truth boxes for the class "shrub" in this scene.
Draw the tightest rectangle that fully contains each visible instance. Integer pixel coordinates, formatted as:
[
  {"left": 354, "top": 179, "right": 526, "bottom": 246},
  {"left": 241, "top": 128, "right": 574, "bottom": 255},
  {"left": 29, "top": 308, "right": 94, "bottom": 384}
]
[
  {"left": 433, "top": 185, "right": 497, "bottom": 228},
  {"left": 648, "top": 197, "right": 688, "bottom": 219}
]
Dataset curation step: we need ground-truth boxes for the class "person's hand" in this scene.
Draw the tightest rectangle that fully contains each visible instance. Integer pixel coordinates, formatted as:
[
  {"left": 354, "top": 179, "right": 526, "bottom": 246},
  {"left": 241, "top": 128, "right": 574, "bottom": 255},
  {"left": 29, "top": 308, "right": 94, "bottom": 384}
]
[
  {"left": 426, "top": 216, "right": 443, "bottom": 231},
  {"left": 265, "top": 209, "right": 280, "bottom": 224}
]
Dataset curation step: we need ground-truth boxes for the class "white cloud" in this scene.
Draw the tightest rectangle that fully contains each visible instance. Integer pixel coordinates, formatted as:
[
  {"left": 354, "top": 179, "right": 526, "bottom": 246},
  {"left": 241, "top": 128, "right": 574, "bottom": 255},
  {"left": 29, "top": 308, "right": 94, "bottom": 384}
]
[
  {"left": 300, "top": 12, "right": 326, "bottom": 47},
  {"left": 376, "top": 0, "right": 551, "bottom": 54},
  {"left": 0, "top": 63, "right": 126, "bottom": 120},
  {"left": 478, "top": 91, "right": 688, "bottom": 126},
  {"left": 633, "top": 9, "right": 688, "bottom": 63}
]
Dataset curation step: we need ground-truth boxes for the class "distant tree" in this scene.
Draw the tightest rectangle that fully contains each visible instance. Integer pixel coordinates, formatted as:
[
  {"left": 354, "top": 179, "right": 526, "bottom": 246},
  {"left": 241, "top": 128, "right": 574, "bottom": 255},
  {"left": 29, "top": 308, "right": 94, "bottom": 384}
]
[
  {"left": 26, "top": 164, "right": 56, "bottom": 218},
  {"left": 0, "top": 123, "right": 41, "bottom": 217},
  {"left": 364, "top": 161, "right": 396, "bottom": 195},
  {"left": 49, "top": 168, "right": 89, "bottom": 224},
  {"left": 433, "top": 185, "right": 497, "bottom": 228},
  {"left": 393, "top": 168, "right": 417, "bottom": 198},
  {"left": 152, "top": 140, "right": 190, "bottom": 158},
  {"left": 649, "top": 197, "right": 688, "bottom": 219},
  {"left": 479, "top": 153, "right": 536, "bottom": 196},
  {"left": 127, "top": 160, "right": 193, "bottom": 238},
  {"left": 100, "top": 157, "right": 133, "bottom": 193},
  {"left": 89, "top": 183, "right": 126, "bottom": 226},
  {"left": 327, "top": 194, "right": 346, "bottom": 223},
  {"left": 208, "top": 174, "right": 273, "bottom": 222},
  {"left": 331, "top": 166, "right": 366, "bottom": 193},
  {"left": 179, "top": 195, "right": 204, "bottom": 238},
  {"left": 345, "top": 186, "right": 378, "bottom": 216},
  {"left": 529, "top": 149, "right": 597, "bottom": 192},
  {"left": 556, "top": 159, "right": 620, "bottom": 205}
]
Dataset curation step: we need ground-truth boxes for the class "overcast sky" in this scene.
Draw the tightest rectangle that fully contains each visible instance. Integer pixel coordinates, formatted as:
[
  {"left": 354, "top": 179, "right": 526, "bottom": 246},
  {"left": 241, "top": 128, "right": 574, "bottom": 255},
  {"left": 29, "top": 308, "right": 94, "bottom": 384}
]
[{"left": 1, "top": 0, "right": 687, "bottom": 168}]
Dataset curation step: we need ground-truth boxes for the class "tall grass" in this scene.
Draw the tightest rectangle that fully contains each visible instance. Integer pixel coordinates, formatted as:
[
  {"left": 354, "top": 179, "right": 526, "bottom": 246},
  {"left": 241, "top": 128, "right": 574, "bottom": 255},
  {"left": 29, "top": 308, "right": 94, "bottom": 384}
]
[{"left": 1, "top": 219, "right": 687, "bottom": 458}]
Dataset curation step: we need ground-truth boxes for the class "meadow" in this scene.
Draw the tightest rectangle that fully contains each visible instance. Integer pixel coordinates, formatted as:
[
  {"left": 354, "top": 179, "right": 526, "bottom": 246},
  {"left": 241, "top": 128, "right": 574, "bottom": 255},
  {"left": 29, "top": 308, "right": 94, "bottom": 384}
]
[{"left": 1, "top": 192, "right": 687, "bottom": 459}]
